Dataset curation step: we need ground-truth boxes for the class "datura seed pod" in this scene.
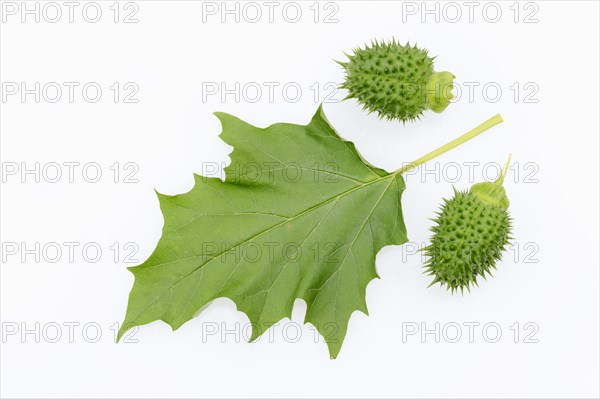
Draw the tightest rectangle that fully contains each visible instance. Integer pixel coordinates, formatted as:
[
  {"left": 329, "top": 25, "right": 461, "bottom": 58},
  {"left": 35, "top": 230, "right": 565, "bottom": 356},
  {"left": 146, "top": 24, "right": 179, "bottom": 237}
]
[
  {"left": 423, "top": 156, "right": 513, "bottom": 293},
  {"left": 337, "top": 39, "right": 455, "bottom": 122}
]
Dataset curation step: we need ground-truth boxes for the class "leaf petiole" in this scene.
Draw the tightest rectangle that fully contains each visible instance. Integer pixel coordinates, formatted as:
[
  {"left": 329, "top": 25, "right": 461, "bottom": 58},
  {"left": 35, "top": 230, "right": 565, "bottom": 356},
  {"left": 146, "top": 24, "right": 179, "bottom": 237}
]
[{"left": 396, "top": 114, "right": 504, "bottom": 175}]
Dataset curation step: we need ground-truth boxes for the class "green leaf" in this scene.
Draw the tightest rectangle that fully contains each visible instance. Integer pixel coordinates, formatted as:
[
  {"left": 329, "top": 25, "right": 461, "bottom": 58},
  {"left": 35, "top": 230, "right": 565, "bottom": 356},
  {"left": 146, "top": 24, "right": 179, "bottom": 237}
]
[{"left": 118, "top": 106, "right": 408, "bottom": 358}]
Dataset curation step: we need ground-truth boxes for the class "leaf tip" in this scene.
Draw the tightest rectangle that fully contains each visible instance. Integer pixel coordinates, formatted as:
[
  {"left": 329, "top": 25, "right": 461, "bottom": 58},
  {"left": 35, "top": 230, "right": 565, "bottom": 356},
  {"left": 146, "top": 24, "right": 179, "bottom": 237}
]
[
  {"left": 116, "top": 321, "right": 132, "bottom": 343},
  {"left": 154, "top": 188, "right": 167, "bottom": 199}
]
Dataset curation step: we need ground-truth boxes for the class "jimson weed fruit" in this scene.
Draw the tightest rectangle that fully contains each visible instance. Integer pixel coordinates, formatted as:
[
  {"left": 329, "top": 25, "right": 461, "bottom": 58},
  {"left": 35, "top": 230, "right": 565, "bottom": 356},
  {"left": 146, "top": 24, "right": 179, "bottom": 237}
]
[
  {"left": 423, "top": 156, "right": 513, "bottom": 292},
  {"left": 338, "top": 39, "right": 455, "bottom": 122}
]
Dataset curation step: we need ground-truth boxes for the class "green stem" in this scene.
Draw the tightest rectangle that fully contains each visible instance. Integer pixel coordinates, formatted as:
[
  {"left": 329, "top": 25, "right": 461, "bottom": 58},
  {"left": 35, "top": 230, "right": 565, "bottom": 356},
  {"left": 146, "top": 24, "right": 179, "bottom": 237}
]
[
  {"left": 495, "top": 153, "right": 512, "bottom": 185},
  {"left": 396, "top": 114, "right": 504, "bottom": 175}
]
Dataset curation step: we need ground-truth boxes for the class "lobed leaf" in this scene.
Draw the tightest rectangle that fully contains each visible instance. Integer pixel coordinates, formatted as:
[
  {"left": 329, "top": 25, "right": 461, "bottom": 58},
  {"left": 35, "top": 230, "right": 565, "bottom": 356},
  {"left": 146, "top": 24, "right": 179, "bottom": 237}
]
[{"left": 118, "top": 106, "right": 408, "bottom": 358}]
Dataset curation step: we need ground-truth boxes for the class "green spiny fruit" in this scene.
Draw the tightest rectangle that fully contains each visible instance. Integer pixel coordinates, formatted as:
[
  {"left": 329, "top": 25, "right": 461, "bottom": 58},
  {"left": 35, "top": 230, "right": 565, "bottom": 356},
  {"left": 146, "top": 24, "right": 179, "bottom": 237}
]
[
  {"left": 337, "top": 39, "right": 455, "bottom": 122},
  {"left": 423, "top": 156, "right": 513, "bottom": 293}
]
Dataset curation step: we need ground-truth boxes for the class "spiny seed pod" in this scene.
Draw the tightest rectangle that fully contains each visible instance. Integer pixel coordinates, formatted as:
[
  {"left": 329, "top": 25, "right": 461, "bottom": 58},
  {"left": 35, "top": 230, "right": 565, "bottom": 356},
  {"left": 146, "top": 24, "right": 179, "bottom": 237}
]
[
  {"left": 337, "top": 39, "right": 455, "bottom": 123},
  {"left": 423, "top": 156, "right": 513, "bottom": 293}
]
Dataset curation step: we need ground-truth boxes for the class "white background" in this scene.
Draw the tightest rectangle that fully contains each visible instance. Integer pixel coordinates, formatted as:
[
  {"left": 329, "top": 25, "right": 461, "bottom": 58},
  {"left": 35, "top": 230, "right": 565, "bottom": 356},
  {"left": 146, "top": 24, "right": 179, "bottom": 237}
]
[{"left": 1, "top": 1, "right": 599, "bottom": 398}]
